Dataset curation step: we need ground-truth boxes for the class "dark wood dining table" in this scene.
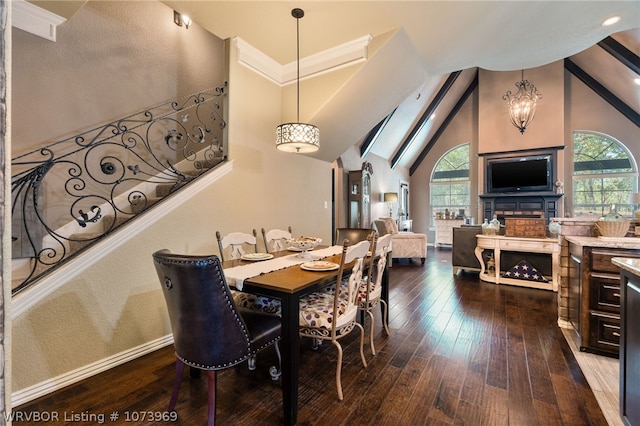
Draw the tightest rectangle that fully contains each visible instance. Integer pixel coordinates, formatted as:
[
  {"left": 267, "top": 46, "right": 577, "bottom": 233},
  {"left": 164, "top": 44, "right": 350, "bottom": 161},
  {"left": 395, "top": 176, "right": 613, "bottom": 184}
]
[{"left": 222, "top": 247, "right": 389, "bottom": 425}]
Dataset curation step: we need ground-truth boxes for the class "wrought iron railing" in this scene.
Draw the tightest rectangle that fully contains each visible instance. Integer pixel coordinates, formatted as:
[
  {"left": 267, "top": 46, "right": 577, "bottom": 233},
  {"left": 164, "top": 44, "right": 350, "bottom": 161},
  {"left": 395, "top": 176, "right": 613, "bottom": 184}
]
[{"left": 11, "top": 85, "right": 227, "bottom": 294}]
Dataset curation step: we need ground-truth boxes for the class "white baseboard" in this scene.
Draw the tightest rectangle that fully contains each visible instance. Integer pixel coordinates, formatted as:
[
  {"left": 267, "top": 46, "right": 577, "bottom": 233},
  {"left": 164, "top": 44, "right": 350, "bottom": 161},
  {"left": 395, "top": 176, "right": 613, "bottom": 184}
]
[{"left": 11, "top": 335, "right": 174, "bottom": 407}]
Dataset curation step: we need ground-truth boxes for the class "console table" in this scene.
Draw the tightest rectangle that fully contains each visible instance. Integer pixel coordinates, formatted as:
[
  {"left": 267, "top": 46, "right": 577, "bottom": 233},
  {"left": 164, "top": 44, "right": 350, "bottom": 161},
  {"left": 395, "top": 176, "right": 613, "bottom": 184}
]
[{"left": 475, "top": 235, "right": 559, "bottom": 292}]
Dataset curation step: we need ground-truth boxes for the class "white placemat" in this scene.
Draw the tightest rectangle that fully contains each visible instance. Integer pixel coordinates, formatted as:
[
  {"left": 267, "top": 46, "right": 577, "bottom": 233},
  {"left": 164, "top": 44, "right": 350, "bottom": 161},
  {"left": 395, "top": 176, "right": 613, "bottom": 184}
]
[{"left": 224, "top": 245, "right": 343, "bottom": 290}]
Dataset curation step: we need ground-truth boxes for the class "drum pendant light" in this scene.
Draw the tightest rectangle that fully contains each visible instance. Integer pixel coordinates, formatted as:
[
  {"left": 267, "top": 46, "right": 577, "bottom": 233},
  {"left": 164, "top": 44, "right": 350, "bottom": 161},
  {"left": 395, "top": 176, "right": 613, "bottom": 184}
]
[{"left": 275, "top": 8, "right": 320, "bottom": 153}]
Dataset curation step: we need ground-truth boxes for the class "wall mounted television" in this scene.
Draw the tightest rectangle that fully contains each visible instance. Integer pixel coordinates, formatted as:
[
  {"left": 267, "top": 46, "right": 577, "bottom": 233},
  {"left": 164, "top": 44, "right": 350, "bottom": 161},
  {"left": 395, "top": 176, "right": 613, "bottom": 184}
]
[{"left": 486, "top": 154, "right": 554, "bottom": 194}]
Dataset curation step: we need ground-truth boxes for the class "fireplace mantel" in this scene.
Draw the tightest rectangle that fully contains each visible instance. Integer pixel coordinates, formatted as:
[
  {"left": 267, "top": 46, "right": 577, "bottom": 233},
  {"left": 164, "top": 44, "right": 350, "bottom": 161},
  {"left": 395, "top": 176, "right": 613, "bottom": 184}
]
[{"left": 480, "top": 193, "right": 563, "bottom": 223}]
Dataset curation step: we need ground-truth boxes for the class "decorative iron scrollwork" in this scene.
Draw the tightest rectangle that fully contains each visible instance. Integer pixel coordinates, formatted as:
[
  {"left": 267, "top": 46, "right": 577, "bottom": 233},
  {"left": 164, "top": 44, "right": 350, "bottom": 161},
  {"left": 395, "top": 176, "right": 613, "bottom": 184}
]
[{"left": 11, "top": 85, "right": 228, "bottom": 294}]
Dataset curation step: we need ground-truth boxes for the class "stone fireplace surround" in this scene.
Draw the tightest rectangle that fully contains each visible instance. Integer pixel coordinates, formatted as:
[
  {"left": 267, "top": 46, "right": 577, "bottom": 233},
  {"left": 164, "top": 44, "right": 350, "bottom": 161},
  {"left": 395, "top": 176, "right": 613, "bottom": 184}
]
[{"left": 480, "top": 193, "right": 564, "bottom": 224}]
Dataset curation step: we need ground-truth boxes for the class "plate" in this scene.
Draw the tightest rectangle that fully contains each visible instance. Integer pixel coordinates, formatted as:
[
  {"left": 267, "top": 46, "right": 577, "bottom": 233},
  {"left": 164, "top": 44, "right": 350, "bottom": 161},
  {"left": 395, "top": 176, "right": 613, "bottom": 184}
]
[
  {"left": 241, "top": 253, "right": 274, "bottom": 261},
  {"left": 300, "top": 261, "right": 339, "bottom": 272}
]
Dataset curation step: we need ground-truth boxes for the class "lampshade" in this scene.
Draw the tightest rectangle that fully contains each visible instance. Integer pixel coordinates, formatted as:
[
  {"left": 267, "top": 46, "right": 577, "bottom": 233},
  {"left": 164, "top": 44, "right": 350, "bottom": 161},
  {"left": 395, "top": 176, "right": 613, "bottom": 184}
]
[
  {"left": 275, "top": 8, "right": 319, "bottom": 153},
  {"left": 383, "top": 192, "right": 398, "bottom": 202},
  {"left": 276, "top": 122, "right": 320, "bottom": 153},
  {"left": 503, "top": 70, "right": 542, "bottom": 134}
]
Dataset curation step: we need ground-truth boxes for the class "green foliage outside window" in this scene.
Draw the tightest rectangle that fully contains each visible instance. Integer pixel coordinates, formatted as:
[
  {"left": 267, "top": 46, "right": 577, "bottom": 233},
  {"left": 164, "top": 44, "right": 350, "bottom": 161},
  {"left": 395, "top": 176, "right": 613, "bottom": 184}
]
[
  {"left": 431, "top": 144, "right": 470, "bottom": 222},
  {"left": 573, "top": 132, "right": 636, "bottom": 217}
]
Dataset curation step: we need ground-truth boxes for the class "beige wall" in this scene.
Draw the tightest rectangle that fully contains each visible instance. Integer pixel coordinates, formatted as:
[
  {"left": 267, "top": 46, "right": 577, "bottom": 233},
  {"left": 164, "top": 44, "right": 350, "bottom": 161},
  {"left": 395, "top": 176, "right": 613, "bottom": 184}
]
[{"left": 12, "top": 1, "right": 332, "bottom": 394}]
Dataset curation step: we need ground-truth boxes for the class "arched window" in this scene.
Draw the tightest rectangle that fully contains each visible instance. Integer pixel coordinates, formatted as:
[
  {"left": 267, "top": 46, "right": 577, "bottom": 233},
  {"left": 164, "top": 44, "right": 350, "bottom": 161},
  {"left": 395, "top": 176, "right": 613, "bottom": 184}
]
[
  {"left": 430, "top": 144, "right": 470, "bottom": 224},
  {"left": 573, "top": 131, "right": 637, "bottom": 217}
]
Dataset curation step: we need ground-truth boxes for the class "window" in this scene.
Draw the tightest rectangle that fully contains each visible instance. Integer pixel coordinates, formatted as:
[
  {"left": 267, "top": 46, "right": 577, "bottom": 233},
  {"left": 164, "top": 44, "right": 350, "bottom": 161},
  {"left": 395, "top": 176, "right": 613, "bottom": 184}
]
[
  {"left": 573, "top": 131, "right": 637, "bottom": 217},
  {"left": 431, "top": 144, "right": 470, "bottom": 224}
]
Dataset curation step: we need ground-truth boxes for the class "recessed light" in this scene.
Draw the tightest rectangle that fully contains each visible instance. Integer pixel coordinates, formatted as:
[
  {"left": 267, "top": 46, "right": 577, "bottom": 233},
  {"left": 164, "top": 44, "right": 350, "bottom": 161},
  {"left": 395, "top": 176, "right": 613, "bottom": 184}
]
[
  {"left": 602, "top": 15, "right": 621, "bottom": 26},
  {"left": 635, "top": 78, "right": 640, "bottom": 85}
]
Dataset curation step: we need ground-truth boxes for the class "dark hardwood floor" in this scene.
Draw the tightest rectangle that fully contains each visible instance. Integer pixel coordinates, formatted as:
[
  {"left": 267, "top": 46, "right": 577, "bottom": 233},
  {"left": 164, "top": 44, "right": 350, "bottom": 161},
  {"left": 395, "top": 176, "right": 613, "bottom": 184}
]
[{"left": 16, "top": 247, "right": 608, "bottom": 425}]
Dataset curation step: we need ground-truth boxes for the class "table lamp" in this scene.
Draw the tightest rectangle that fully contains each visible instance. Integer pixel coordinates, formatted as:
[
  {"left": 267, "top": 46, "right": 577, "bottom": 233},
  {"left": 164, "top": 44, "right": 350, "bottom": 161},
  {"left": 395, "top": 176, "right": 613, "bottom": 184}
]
[{"left": 383, "top": 192, "right": 398, "bottom": 217}]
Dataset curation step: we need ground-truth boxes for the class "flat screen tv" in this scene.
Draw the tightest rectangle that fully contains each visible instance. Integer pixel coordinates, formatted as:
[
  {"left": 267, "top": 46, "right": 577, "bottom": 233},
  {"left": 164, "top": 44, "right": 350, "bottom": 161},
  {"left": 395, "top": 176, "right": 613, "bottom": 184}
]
[{"left": 486, "top": 155, "right": 553, "bottom": 193}]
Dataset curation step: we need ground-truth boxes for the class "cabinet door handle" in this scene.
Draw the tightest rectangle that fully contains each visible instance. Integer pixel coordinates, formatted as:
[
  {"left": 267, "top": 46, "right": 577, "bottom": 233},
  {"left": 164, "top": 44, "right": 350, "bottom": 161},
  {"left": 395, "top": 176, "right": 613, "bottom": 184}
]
[{"left": 613, "top": 332, "right": 620, "bottom": 337}]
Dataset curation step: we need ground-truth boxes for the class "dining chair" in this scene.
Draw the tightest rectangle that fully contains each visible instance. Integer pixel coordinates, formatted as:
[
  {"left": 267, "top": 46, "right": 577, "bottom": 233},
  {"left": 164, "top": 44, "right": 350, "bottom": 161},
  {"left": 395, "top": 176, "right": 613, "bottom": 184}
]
[
  {"left": 216, "top": 229, "right": 281, "bottom": 322},
  {"left": 215, "top": 229, "right": 259, "bottom": 261},
  {"left": 261, "top": 226, "right": 293, "bottom": 253},
  {"left": 358, "top": 232, "right": 392, "bottom": 355},
  {"left": 298, "top": 238, "right": 370, "bottom": 401},
  {"left": 334, "top": 227, "right": 372, "bottom": 246},
  {"left": 152, "top": 249, "right": 281, "bottom": 426}
]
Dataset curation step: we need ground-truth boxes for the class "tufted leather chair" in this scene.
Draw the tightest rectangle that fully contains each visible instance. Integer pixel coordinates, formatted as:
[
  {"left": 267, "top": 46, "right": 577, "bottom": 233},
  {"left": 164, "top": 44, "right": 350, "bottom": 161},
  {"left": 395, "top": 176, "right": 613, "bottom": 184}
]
[{"left": 152, "top": 249, "right": 281, "bottom": 426}]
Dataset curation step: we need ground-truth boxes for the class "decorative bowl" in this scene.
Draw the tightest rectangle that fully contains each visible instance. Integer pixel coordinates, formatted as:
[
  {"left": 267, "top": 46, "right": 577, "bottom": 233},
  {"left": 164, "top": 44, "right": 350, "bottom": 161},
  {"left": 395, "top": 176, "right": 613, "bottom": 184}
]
[
  {"left": 595, "top": 220, "right": 630, "bottom": 238},
  {"left": 288, "top": 236, "right": 322, "bottom": 252}
]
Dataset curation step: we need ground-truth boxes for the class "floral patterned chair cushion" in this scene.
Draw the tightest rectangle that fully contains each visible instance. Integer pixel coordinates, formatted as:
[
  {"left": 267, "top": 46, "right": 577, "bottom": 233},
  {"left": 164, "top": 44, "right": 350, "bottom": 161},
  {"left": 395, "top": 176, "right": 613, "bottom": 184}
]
[
  {"left": 232, "top": 290, "right": 282, "bottom": 317},
  {"left": 299, "top": 290, "right": 355, "bottom": 329},
  {"left": 323, "top": 278, "right": 381, "bottom": 309}
]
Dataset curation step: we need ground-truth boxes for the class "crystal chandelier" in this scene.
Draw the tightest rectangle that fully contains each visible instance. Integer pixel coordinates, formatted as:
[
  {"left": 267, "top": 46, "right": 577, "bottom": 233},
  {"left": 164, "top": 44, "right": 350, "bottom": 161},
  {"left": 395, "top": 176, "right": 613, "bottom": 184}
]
[
  {"left": 275, "top": 8, "right": 320, "bottom": 153},
  {"left": 502, "top": 70, "right": 542, "bottom": 134}
]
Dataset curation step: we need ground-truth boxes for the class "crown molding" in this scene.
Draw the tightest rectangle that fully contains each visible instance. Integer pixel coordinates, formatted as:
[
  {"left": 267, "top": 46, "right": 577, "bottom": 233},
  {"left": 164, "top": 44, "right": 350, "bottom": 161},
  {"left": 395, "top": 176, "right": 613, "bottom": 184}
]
[
  {"left": 11, "top": 0, "right": 67, "bottom": 42},
  {"left": 234, "top": 35, "right": 372, "bottom": 86}
]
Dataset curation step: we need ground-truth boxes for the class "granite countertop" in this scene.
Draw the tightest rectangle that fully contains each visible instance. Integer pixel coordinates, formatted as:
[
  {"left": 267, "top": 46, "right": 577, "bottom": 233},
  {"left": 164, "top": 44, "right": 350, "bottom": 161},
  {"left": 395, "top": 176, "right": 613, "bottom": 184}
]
[
  {"left": 564, "top": 235, "right": 640, "bottom": 249},
  {"left": 612, "top": 257, "right": 640, "bottom": 275}
]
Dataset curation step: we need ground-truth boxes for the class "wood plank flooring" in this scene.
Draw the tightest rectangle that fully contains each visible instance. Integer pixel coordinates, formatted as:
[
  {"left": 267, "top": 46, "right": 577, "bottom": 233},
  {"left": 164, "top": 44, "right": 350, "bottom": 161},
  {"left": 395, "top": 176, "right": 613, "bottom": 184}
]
[{"left": 15, "top": 248, "right": 613, "bottom": 425}]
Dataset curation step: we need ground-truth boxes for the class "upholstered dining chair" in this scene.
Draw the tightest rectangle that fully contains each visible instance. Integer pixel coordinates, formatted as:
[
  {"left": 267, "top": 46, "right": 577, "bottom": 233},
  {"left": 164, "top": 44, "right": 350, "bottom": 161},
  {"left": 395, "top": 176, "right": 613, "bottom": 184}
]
[
  {"left": 334, "top": 227, "right": 373, "bottom": 246},
  {"left": 298, "top": 238, "right": 370, "bottom": 401},
  {"left": 261, "top": 226, "right": 292, "bottom": 253},
  {"left": 216, "top": 229, "right": 281, "bottom": 320},
  {"left": 215, "top": 230, "right": 258, "bottom": 261},
  {"left": 358, "top": 232, "right": 392, "bottom": 355},
  {"left": 152, "top": 249, "right": 281, "bottom": 426}
]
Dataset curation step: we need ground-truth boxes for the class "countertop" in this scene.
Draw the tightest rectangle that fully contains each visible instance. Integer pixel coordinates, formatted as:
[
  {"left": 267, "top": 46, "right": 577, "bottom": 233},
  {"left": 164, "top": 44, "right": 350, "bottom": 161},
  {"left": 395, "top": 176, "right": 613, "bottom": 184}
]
[
  {"left": 564, "top": 235, "right": 640, "bottom": 249},
  {"left": 612, "top": 257, "right": 640, "bottom": 276}
]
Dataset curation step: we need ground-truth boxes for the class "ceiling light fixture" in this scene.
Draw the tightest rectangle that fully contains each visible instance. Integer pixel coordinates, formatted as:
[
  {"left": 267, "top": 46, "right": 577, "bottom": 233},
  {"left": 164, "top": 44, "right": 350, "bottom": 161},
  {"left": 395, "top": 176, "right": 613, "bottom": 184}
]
[
  {"left": 275, "top": 8, "right": 320, "bottom": 153},
  {"left": 502, "top": 70, "right": 542, "bottom": 134},
  {"left": 602, "top": 15, "right": 621, "bottom": 26}
]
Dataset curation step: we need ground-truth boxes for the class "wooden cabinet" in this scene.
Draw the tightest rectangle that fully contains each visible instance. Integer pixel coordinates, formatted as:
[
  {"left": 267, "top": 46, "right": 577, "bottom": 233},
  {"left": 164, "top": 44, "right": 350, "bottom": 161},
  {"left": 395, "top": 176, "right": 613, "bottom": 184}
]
[
  {"left": 569, "top": 245, "right": 640, "bottom": 357},
  {"left": 435, "top": 219, "right": 464, "bottom": 246},
  {"left": 618, "top": 267, "right": 640, "bottom": 426},
  {"left": 348, "top": 164, "right": 372, "bottom": 229}
]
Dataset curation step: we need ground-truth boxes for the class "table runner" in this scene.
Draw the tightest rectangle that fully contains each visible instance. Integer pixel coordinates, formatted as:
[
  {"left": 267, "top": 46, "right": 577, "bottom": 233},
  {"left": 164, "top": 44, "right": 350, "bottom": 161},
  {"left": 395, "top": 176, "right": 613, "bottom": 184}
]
[{"left": 224, "top": 245, "right": 343, "bottom": 290}]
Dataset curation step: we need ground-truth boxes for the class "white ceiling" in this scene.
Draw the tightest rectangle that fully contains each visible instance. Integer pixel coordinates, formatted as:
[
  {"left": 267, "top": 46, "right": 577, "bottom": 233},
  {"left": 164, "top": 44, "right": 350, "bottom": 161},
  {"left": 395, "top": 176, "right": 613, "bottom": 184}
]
[{"left": 164, "top": 1, "right": 639, "bottom": 73}]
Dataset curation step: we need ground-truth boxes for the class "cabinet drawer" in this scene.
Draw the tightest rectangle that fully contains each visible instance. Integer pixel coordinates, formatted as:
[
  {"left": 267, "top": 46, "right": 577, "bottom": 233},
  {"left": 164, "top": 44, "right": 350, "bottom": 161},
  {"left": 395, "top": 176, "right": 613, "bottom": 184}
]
[
  {"left": 589, "top": 274, "right": 621, "bottom": 313},
  {"left": 588, "top": 312, "right": 620, "bottom": 352},
  {"left": 500, "top": 239, "right": 555, "bottom": 252},
  {"left": 591, "top": 249, "right": 640, "bottom": 273}
]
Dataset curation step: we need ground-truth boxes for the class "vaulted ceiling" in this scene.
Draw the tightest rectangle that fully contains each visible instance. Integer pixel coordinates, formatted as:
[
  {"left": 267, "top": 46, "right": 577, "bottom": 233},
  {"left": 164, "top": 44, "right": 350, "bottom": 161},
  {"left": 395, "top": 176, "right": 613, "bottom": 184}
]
[
  {"left": 35, "top": 1, "right": 640, "bottom": 169},
  {"left": 160, "top": 1, "right": 638, "bottom": 170}
]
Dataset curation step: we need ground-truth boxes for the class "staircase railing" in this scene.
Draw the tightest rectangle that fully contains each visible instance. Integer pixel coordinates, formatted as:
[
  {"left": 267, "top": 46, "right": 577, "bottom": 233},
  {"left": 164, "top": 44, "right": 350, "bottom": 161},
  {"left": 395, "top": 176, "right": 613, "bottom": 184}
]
[{"left": 11, "top": 84, "right": 228, "bottom": 294}]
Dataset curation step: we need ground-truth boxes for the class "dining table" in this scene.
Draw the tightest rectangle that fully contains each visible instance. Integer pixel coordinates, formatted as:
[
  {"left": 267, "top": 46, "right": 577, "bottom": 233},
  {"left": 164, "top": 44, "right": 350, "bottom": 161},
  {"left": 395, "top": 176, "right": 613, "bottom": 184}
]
[{"left": 222, "top": 245, "right": 389, "bottom": 425}]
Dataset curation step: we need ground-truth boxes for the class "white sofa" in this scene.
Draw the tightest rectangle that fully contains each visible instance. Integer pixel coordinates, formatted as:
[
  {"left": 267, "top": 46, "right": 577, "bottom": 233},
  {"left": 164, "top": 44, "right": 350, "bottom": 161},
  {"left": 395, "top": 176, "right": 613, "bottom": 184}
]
[{"left": 374, "top": 218, "right": 427, "bottom": 265}]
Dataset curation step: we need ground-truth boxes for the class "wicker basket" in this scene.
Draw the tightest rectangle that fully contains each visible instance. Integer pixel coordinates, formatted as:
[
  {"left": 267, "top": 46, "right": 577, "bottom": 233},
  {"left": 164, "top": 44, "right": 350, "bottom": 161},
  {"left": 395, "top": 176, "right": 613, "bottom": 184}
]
[{"left": 594, "top": 220, "right": 630, "bottom": 237}]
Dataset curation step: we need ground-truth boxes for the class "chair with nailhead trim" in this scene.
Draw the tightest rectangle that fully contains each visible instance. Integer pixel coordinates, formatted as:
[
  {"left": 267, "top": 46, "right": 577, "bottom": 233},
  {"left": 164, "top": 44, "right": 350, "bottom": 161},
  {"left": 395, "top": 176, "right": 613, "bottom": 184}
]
[{"left": 152, "top": 249, "right": 281, "bottom": 426}]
